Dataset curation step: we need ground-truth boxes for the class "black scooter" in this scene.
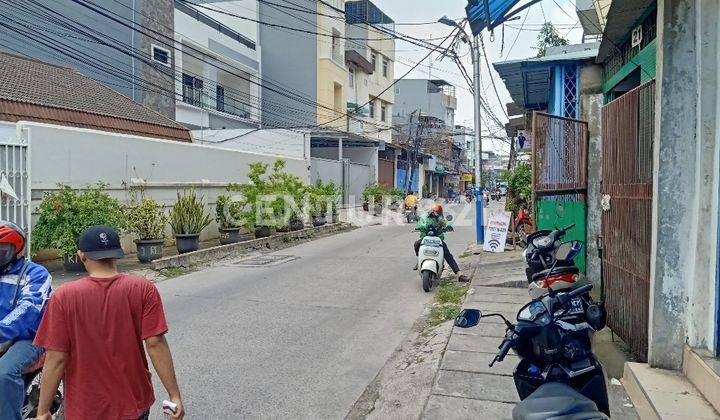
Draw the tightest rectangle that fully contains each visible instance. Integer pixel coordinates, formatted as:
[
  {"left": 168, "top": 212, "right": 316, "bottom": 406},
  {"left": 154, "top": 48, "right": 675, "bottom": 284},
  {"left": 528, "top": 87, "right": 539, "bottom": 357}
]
[
  {"left": 455, "top": 258, "right": 609, "bottom": 419},
  {"left": 523, "top": 224, "right": 579, "bottom": 284}
]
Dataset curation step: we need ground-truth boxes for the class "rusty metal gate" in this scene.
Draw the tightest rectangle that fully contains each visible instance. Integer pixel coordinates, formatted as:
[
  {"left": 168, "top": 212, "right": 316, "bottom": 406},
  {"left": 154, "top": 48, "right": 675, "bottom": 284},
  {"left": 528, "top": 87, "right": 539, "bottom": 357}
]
[
  {"left": 601, "top": 80, "right": 655, "bottom": 360},
  {"left": 532, "top": 112, "right": 589, "bottom": 271},
  {"left": 0, "top": 124, "right": 31, "bottom": 239},
  {"left": 378, "top": 158, "right": 394, "bottom": 189}
]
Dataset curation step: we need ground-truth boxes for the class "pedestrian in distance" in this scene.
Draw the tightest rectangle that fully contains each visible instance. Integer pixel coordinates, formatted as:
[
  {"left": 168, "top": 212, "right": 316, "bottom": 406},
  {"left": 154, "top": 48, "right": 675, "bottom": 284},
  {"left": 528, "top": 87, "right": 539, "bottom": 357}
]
[{"left": 33, "top": 225, "right": 185, "bottom": 420}]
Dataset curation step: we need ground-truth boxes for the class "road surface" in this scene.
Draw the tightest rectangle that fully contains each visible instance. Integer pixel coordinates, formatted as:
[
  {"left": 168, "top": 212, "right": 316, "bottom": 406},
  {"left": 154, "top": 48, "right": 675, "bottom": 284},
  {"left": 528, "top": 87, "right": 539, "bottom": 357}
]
[{"left": 149, "top": 202, "right": 490, "bottom": 419}]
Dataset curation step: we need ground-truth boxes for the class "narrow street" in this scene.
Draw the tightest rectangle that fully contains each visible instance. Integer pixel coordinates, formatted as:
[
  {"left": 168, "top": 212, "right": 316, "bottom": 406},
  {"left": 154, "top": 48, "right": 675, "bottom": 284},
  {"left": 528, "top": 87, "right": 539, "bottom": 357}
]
[{"left": 148, "top": 203, "right": 483, "bottom": 419}]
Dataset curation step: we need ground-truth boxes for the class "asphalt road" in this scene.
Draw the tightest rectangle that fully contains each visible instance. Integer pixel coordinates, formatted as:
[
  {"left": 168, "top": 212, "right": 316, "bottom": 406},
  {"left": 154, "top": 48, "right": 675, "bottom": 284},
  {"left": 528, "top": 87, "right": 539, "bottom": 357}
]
[{"left": 148, "top": 202, "right": 485, "bottom": 419}]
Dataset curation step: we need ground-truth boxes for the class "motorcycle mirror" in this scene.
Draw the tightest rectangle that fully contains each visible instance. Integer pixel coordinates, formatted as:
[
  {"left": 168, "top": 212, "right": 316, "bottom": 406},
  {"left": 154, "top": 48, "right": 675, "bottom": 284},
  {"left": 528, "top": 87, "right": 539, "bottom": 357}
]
[
  {"left": 454, "top": 309, "right": 481, "bottom": 328},
  {"left": 555, "top": 241, "right": 583, "bottom": 262},
  {"left": 445, "top": 214, "right": 454, "bottom": 221}
]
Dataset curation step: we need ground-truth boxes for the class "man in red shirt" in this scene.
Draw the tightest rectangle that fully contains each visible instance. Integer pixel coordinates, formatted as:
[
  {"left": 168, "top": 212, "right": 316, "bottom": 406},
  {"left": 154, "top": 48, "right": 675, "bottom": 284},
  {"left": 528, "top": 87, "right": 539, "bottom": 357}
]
[{"left": 33, "top": 225, "right": 185, "bottom": 419}]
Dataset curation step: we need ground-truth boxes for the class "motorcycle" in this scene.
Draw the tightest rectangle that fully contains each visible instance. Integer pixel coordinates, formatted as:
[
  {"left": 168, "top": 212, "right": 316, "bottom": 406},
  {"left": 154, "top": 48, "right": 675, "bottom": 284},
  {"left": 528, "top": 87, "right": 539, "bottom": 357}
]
[
  {"left": 0, "top": 351, "right": 66, "bottom": 419},
  {"left": 514, "top": 208, "right": 532, "bottom": 248},
  {"left": 454, "top": 273, "right": 610, "bottom": 419},
  {"left": 416, "top": 215, "right": 453, "bottom": 292},
  {"left": 523, "top": 225, "right": 582, "bottom": 297},
  {"left": 465, "top": 192, "right": 473, "bottom": 203},
  {"left": 404, "top": 205, "right": 417, "bottom": 223}
]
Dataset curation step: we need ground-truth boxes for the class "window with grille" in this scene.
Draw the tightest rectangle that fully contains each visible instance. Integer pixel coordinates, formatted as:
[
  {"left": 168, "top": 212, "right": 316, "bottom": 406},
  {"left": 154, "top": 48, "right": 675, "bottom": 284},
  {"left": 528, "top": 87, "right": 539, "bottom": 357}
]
[
  {"left": 371, "top": 52, "right": 377, "bottom": 72},
  {"left": 349, "top": 67, "right": 355, "bottom": 88},
  {"left": 382, "top": 58, "right": 388, "bottom": 77},
  {"left": 562, "top": 65, "right": 578, "bottom": 119},
  {"left": 182, "top": 73, "right": 203, "bottom": 107},
  {"left": 369, "top": 99, "right": 375, "bottom": 118},
  {"left": 381, "top": 103, "right": 386, "bottom": 122}
]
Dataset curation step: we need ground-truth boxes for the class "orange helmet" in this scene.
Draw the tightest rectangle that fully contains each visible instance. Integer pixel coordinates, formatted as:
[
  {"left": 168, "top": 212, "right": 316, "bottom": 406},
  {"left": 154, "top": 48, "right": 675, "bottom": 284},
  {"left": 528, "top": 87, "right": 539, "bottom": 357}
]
[{"left": 432, "top": 203, "right": 443, "bottom": 215}]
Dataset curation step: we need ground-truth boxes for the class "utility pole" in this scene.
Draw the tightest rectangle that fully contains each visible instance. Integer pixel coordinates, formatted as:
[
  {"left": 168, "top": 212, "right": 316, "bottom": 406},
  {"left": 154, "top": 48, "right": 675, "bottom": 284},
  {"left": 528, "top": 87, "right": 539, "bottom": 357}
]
[
  {"left": 438, "top": 17, "right": 485, "bottom": 243},
  {"left": 471, "top": 35, "right": 485, "bottom": 243}
]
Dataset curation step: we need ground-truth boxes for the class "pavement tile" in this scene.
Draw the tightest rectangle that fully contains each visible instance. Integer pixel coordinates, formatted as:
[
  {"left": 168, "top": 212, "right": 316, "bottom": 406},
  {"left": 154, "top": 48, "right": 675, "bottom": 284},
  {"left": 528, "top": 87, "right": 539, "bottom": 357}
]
[
  {"left": 466, "top": 292, "right": 530, "bottom": 305},
  {"left": 464, "top": 300, "right": 524, "bottom": 314},
  {"left": 433, "top": 369, "right": 520, "bottom": 403},
  {"left": 648, "top": 390, "right": 719, "bottom": 419},
  {"left": 473, "top": 286, "right": 529, "bottom": 296},
  {"left": 423, "top": 395, "right": 514, "bottom": 420},
  {"left": 467, "top": 322, "right": 509, "bottom": 338},
  {"left": 448, "top": 332, "right": 506, "bottom": 353},
  {"left": 441, "top": 349, "right": 518, "bottom": 376}
]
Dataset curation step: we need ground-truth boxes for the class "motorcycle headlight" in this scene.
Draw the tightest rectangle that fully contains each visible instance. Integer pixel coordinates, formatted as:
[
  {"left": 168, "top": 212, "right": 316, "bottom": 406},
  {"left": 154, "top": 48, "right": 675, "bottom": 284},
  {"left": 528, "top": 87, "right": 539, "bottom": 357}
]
[{"left": 517, "top": 301, "right": 547, "bottom": 322}]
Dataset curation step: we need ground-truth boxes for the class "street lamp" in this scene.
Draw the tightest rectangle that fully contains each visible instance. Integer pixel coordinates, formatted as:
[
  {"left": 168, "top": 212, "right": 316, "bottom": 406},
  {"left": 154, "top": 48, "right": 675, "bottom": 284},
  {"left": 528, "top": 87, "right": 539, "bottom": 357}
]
[{"left": 438, "top": 16, "right": 485, "bottom": 244}]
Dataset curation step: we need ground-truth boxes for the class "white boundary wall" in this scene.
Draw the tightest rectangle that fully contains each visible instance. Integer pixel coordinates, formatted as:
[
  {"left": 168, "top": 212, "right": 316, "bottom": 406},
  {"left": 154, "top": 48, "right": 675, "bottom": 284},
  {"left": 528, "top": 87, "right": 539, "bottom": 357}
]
[{"left": 5, "top": 121, "right": 310, "bottom": 252}]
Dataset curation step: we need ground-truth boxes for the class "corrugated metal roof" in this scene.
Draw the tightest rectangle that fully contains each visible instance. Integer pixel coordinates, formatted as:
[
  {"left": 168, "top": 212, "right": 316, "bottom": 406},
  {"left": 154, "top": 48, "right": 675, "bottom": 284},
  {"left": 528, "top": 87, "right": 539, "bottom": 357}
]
[
  {"left": 493, "top": 43, "right": 599, "bottom": 110},
  {"left": 466, "top": 0, "right": 518, "bottom": 35},
  {"left": 0, "top": 52, "right": 191, "bottom": 142},
  {"left": 596, "top": 0, "right": 655, "bottom": 63}
]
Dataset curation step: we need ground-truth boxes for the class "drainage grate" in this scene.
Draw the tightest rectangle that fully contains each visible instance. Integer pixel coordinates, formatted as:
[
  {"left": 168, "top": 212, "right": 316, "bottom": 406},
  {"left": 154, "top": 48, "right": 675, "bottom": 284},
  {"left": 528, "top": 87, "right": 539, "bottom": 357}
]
[{"left": 231, "top": 254, "right": 298, "bottom": 267}]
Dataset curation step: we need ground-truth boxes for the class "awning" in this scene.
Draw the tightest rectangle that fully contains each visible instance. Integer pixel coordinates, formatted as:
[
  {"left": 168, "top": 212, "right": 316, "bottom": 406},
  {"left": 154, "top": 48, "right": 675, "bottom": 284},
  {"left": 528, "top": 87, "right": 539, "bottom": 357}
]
[
  {"left": 465, "top": 0, "right": 543, "bottom": 35},
  {"left": 493, "top": 43, "right": 599, "bottom": 111}
]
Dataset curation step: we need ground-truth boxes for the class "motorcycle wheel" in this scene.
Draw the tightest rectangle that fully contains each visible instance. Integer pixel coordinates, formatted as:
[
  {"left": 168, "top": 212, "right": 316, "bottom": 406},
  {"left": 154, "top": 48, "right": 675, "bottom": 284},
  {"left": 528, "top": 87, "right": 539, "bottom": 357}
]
[
  {"left": 517, "top": 223, "right": 529, "bottom": 248},
  {"left": 422, "top": 270, "right": 433, "bottom": 292}
]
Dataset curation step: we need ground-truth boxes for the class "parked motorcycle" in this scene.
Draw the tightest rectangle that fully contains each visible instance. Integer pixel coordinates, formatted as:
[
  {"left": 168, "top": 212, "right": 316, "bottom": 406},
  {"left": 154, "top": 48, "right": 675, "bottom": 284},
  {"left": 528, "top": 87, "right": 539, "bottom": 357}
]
[
  {"left": 523, "top": 224, "right": 582, "bottom": 295},
  {"left": 514, "top": 208, "right": 532, "bottom": 248},
  {"left": 454, "top": 276, "right": 610, "bottom": 419},
  {"left": 416, "top": 215, "right": 453, "bottom": 292}
]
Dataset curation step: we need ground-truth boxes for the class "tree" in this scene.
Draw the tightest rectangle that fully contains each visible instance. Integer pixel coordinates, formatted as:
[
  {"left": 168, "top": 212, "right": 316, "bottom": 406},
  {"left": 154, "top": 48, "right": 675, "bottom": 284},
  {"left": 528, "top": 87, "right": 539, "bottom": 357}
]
[{"left": 536, "top": 22, "right": 569, "bottom": 57}]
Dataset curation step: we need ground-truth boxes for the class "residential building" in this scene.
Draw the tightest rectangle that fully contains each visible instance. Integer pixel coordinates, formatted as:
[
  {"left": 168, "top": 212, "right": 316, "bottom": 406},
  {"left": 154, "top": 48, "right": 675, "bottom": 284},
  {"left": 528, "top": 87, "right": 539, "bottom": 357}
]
[
  {"left": 0, "top": 52, "right": 190, "bottom": 142},
  {"left": 453, "top": 125, "right": 476, "bottom": 171},
  {"left": 174, "top": 0, "right": 262, "bottom": 129},
  {"left": 345, "top": 0, "right": 395, "bottom": 143},
  {"left": 394, "top": 79, "right": 457, "bottom": 128},
  {"left": 316, "top": 0, "right": 348, "bottom": 130},
  {"left": 494, "top": 42, "right": 602, "bottom": 276},
  {"left": 0, "top": 0, "right": 176, "bottom": 119}
]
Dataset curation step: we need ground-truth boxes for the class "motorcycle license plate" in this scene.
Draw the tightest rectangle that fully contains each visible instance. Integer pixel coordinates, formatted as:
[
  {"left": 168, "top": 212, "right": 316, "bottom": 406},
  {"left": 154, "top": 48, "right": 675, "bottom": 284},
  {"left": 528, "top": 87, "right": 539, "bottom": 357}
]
[{"left": 568, "top": 297, "right": 584, "bottom": 315}]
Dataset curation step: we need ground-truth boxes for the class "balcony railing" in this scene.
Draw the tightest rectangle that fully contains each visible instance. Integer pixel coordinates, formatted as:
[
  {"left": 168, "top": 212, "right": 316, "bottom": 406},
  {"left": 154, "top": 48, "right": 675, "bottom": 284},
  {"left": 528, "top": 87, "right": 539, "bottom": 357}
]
[{"left": 182, "top": 85, "right": 204, "bottom": 107}]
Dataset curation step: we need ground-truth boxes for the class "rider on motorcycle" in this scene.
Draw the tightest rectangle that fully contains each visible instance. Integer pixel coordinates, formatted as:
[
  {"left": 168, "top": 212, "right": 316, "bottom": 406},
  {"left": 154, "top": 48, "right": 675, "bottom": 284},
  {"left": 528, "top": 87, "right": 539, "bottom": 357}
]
[
  {"left": 0, "top": 221, "right": 52, "bottom": 419},
  {"left": 413, "top": 204, "right": 468, "bottom": 282}
]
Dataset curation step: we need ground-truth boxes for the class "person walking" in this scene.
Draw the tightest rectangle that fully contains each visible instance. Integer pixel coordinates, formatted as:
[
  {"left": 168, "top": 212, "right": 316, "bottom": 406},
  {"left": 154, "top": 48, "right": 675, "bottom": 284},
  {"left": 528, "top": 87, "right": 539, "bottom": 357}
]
[{"left": 33, "top": 225, "right": 185, "bottom": 420}]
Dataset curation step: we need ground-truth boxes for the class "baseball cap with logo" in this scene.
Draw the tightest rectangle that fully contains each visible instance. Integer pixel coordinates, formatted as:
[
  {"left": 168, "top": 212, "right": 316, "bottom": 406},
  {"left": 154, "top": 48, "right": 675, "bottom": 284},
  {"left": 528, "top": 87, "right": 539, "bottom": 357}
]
[{"left": 78, "top": 225, "right": 125, "bottom": 260}]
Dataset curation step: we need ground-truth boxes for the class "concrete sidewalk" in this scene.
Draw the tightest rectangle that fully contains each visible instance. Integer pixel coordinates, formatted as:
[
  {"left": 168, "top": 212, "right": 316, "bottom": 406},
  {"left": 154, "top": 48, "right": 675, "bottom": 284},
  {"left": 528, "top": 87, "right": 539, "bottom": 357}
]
[{"left": 422, "top": 251, "right": 639, "bottom": 419}]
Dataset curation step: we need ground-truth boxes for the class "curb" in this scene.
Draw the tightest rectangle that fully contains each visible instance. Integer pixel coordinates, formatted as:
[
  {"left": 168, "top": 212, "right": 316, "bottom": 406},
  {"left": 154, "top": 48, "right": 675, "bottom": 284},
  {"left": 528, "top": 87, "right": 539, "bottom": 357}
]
[{"left": 152, "top": 223, "right": 354, "bottom": 270}]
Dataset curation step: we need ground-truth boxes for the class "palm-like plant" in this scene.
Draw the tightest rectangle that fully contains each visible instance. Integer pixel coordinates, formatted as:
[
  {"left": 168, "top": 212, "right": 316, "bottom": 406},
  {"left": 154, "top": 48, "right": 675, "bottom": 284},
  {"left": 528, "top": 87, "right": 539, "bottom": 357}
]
[{"left": 169, "top": 189, "right": 212, "bottom": 235}]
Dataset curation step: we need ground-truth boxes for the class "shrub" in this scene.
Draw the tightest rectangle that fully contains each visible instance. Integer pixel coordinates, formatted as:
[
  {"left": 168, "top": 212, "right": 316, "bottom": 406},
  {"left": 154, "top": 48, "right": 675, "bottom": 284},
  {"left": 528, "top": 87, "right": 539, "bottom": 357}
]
[
  {"left": 126, "top": 196, "right": 167, "bottom": 241},
  {"left": 169, "top": 189, "right": 212, "bottom": 235},
  {"left": 502, "top": 163, "right": 532, "bottom": 214},
  {"left": 215, "top": 194, "right": 243, "bottom": 229},
  {"left": 33, "top": 183, "right": 126, "bottom": 257},
  {"left": 362, "top": 183, "right": 384, "bottom": 204}
]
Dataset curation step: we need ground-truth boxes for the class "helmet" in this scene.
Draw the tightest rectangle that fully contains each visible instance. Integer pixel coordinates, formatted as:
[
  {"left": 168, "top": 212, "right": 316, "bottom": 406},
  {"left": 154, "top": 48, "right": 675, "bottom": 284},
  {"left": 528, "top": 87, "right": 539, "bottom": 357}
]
[
  {"left": 432, "top": 203, "right": 443, "bottom": 215},
  {"left": 0, "top": 221, "right": 26, "bottom": 270}
]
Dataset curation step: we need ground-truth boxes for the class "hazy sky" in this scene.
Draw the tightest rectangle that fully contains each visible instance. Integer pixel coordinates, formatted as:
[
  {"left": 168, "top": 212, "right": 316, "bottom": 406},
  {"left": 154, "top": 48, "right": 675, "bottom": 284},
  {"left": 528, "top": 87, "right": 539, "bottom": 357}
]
[{"left": 373, "top": 0, "right": 584, "bottom": 153}]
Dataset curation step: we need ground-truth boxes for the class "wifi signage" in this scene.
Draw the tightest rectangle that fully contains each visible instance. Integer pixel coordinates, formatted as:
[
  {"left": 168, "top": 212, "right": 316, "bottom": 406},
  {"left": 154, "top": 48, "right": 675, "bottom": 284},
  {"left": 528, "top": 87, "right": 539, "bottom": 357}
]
[{"left": 483, "top": 211, "right": 512, "bottom": 253}]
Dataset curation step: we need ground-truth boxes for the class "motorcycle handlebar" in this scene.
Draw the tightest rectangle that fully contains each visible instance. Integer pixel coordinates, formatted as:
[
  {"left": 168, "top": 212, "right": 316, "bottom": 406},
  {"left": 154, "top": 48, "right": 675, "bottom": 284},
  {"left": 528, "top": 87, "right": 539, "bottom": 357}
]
[
  {"left": 568, "top": 284, "right": 593, "bottom": 299},
  {"left": 489, "top": 339, "right": 514, "bottom": 367}
]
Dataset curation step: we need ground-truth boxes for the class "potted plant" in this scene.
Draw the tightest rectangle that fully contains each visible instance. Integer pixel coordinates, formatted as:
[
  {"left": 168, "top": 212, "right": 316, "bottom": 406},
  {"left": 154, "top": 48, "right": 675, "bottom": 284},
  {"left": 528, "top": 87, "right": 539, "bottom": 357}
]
[
  {"left": 361, "top": 183, "right": 376, "bottom": 211},
  {"left": 318, "top": 180, "right": 341, "bottom": 224},
  {"left": 388, "top": 188, "right": 405, "bottom": 211},
  {"left": 229, "top": 161, "right": 278, "bottom": 238},
  {"left": 33, "top": 183, "right": 126, "bottom": 271},
  {"left": 126, "top": 194, "right": 167, "bottom": 263},
  {"left": 215, "top": 194, "right": 244, "bottom": 245},
  {"left": 168, "top": 189, "right": 212, "bottom": 253}
]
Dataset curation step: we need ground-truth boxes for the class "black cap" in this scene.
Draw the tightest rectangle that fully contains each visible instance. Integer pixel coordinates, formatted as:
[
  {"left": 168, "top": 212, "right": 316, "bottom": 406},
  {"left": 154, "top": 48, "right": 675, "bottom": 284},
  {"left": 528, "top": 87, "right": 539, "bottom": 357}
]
[{"left": 78, "top": 225, "right": 125, "bottom": 260}]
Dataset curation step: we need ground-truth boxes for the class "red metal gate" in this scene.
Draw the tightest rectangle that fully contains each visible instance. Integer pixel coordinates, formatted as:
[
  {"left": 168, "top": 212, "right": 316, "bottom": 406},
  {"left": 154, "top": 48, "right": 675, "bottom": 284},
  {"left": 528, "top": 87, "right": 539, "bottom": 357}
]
[{"left": 601, "top": 80, "right": 655, "bottom": 360}]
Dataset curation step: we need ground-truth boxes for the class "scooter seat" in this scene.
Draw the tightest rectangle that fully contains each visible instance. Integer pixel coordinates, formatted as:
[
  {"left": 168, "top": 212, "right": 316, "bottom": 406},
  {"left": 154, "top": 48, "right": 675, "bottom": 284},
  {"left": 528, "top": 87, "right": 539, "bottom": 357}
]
[
  {"left": 512, "top": 383, "right": 608, "bottom": 420},
  {"left": 531, "top": 266, "right": 579, "bottom": 283}
]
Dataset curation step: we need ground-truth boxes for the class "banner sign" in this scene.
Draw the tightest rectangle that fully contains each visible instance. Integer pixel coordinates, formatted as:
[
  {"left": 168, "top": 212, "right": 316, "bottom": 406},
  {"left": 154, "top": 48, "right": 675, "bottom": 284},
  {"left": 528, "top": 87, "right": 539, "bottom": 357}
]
[
  {"left": 483, "top": 210, "right": 511, "bottom": 253},
  {"left": 461, "top": 173, "right": 473, "bottom": 182}
]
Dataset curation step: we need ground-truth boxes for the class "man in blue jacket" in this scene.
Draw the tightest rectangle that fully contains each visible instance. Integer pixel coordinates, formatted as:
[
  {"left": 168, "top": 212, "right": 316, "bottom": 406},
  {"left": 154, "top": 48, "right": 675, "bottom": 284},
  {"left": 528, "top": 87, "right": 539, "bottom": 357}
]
[{"left": 0, "top": 221, "right": 52, "bottom": 419}]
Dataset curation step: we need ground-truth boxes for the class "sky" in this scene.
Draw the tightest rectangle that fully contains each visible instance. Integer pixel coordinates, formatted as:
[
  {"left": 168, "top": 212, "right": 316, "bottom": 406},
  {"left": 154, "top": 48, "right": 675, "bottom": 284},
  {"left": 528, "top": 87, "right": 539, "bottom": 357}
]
[{"left": 373, "top": 0, "right": 585, "bottom": 154}]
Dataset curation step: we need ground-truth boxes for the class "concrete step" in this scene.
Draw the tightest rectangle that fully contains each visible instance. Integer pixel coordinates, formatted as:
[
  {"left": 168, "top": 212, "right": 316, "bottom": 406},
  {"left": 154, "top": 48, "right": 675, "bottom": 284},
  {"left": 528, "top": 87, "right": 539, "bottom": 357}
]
[
  {"left": 683, "top": 346, "right": 720, "bottom": 414},
  {"left": 623, "top": 362, "right": 720, "bottom": 419}
]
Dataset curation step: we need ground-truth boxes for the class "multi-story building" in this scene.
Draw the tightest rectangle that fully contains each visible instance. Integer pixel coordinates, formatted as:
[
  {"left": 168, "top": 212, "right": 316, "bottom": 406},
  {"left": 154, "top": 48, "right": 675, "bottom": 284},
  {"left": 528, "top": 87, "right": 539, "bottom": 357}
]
[
  {"left": 393, "top": 79, "right": 457, "bottom": 128},
  {"left": 174, "top": 0, "right": 262, "bottom": 130},
  {"left": 453, "top": 125, "right": 476, "bottom": 169},
  {"left": 0, "top": 0, "right": 176, "bottom": 118},
  {"left": 0, "top": 0, "right": 263, "bottom": 130},
  {"left": 345, "top": 0, "right": 395, "bottom": 143}
]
